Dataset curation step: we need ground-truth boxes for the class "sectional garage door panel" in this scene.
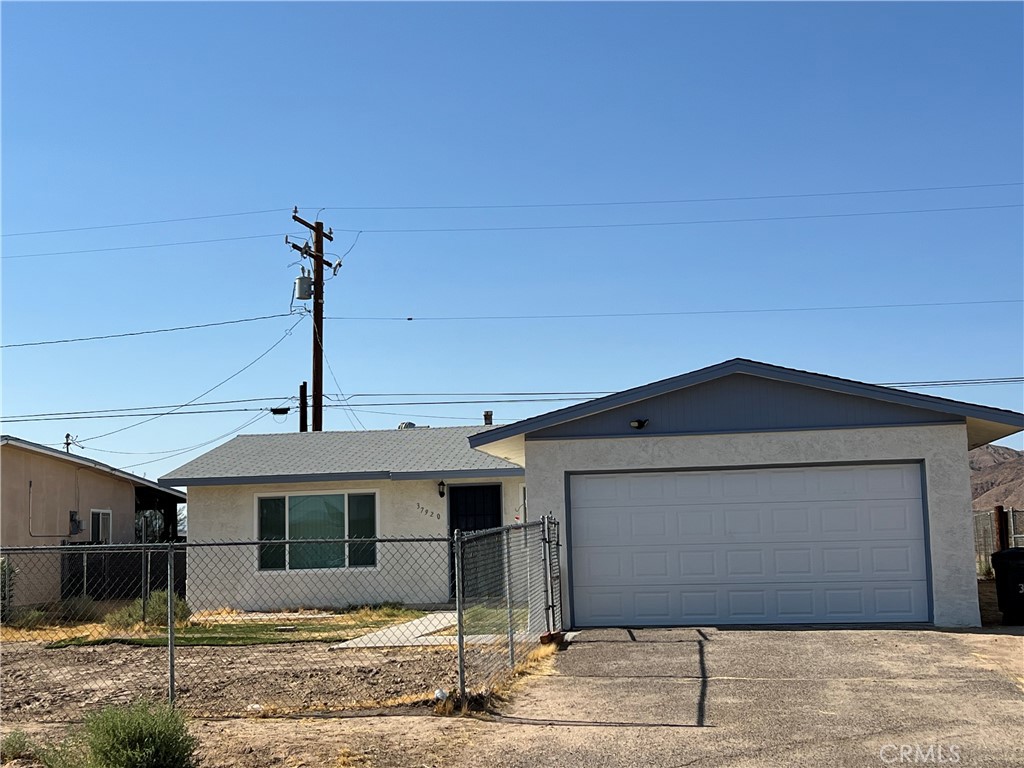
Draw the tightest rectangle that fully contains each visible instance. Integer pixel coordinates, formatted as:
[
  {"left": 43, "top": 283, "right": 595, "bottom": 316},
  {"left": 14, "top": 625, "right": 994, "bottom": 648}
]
[{"left": 569, "top": 465, "right": 929, "bottom": 626}]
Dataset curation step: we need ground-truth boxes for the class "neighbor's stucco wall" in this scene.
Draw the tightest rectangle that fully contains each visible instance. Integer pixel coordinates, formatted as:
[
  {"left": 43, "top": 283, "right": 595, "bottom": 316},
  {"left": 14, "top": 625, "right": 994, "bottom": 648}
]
[
  {"left": 524, "top": 423, "right": 978, "bottom": 628},
  {"left": 0, "top": 444, "right": 136, "bottom": 605},
  {"left": 184, "top": 476, "right": 524, "bottom": 611}
]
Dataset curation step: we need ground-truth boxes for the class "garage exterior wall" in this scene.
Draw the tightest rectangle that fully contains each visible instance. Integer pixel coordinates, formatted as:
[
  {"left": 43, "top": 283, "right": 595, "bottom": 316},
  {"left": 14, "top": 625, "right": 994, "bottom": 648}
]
[
  {"left": 523, "top": 423, "right": 978, "bottom": 628},
  {"left": 184, "top": 476, "right": 523, "bottom": 611}
]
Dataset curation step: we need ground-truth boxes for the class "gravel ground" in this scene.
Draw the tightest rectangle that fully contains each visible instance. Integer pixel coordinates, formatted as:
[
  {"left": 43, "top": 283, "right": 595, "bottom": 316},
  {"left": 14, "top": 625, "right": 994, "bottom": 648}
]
[{"left": 1, "top": 641, "right": 463, "bottom": 721}]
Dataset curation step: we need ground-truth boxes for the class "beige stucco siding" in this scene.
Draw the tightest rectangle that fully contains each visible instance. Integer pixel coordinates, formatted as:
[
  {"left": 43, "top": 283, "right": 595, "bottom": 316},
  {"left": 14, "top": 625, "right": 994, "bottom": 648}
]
[
  {"left": 524, "top": 424, "right": 978, "bottom": 628},
  {"left": 185, "top": 476, "right": 523, "bottom": 611},
  {"left": 1, "top": 445, "right": 136, "bottom": 605}
]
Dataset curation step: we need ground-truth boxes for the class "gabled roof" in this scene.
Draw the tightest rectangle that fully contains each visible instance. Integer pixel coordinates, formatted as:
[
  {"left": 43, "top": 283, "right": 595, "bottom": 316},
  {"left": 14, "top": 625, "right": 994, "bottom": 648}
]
[
  {"left": 159, "top": 426, "right": 524, "bottom": 487},
  {"left": 469, "top": 358, "right": 1024, "bottom": 454},
  {"left": 1, "top": 435, "right": 187, "bottom": 501}
]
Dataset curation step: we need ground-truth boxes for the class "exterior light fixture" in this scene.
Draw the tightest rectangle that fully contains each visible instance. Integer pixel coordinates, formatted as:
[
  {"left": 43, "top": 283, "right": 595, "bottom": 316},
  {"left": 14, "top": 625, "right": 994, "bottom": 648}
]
[
  {"left": 629, "top": 419, "right": 649, "bottom": 430},
  {"left": 438, "top": 480, "right": 446, "bottom": 498}
]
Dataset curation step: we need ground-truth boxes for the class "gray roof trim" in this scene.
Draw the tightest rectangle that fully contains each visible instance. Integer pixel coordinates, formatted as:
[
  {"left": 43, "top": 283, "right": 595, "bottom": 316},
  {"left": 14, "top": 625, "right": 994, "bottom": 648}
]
[
  {"left": 1, "top": 434, "right": 187, "bottom": 501},
  {"left": 469, "top": 358, "right": 1024, "bottom": 448},
  {"left": 389, "top": 468, "right": 525, "bottom": 481},
  {"left": 160, "top": 467, "right": 524, "bottom": 488},
  {"left": 159, "top": 471, "right": 392, "bottom": 488}
]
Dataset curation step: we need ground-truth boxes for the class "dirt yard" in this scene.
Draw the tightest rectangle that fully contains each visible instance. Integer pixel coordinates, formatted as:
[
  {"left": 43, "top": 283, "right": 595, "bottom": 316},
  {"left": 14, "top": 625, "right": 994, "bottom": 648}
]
[{"left": 1, "top": 641, "right": 462, "bottom": 722}]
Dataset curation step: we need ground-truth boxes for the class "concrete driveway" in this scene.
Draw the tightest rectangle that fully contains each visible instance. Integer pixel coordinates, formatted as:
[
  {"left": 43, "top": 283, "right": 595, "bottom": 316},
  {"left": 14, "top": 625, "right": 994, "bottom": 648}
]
[{"left": 459, "top": 626, "right": 1024, "bottom": 768}]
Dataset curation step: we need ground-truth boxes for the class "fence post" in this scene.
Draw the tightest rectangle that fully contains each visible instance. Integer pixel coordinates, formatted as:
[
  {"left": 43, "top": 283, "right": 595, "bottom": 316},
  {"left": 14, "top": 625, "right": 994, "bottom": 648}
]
[
  {"left": 504, "top": 528, "right": 516, "bottom": 670},
  {"left": 994, "top": 506, "right": 1009, "bottom": 552},
  {"left": 453, "top": 530, "right": 466, "bottom": 702},
  {"left": 541, "top": 516, "right": 555, "bottom": 634},
  {"left": 167, "top": 542, "right": 176, "bottom": 707},
  {"left": 141, "top": 547, "right": 149, "bottom": 628}
]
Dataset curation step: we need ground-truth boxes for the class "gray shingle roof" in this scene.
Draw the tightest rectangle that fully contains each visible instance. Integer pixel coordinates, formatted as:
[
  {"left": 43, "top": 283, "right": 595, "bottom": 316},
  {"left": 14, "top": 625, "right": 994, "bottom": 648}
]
[{"left": 159, "top": 426, "right": 523, "bottom": 487}]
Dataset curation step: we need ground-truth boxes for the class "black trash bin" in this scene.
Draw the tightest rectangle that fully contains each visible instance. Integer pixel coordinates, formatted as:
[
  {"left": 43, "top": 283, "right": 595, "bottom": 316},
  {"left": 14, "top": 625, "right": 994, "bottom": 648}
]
[{"left": 990, "top": 547, "right": 1024, "bottom": 625}]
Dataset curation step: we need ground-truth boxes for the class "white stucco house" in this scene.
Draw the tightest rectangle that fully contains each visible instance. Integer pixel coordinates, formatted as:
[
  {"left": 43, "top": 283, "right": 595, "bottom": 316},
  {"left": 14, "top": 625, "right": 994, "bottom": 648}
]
[
  {"left": 162, "top": 358, "right": 1023, "bottom": 628},
  {"left": 159, "top": 426, "right": 525, "bottom": 612}
]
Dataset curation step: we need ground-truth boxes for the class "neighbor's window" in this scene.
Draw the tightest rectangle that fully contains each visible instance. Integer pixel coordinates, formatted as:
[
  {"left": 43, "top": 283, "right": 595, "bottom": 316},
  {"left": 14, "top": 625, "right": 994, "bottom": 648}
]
[{"left": 257, "top": 493, "right": 376, "bottom": 570}]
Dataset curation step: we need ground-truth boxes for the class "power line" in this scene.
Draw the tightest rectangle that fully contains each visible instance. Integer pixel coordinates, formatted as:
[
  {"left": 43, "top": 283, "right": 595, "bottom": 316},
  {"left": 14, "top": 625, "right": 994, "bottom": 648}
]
[
  {"left": 2, "top": 232, "right": 299, "bottom": 261},
  {"left": 336, "top": 203, "right": 1022, "bottom": 235},
  {"left": 116, "top": 409, "right": 277, "bottom": 470},
  {"left": 319, "top": 182, "right": 1024, "bottom": 211},
  {"left": 3, "top": 209, "right": 289, "bottom": 238},
  {"left": 6, "top": 203, "right": 1021, "bottom": 262},
  {"left": 76, "top": 315, "right": 306, "bottom": 443},
  {"left": 4, "top": 182, "right": 1019, "bottom": 238},
  {"left": 1, "top": 313, "right": 300, "bottom": 349},
  {"left": 313, "top": 320, "right": 366, "bottom": 431},
  {"left": 326, "top": 298, "right": 1024, "bottom": 322},
  {"left": 3, "top": 378, "right": 1020, "bottom": 424}
]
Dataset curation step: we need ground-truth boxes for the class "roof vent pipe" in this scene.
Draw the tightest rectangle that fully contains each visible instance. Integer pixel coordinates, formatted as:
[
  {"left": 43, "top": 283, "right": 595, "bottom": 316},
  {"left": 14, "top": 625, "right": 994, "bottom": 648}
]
[
  {"left": 397, "top": 422, "right": 417, "bottom": 430},
  {"left": 483, "top": 410, "right": 493, "bottom": 426}
]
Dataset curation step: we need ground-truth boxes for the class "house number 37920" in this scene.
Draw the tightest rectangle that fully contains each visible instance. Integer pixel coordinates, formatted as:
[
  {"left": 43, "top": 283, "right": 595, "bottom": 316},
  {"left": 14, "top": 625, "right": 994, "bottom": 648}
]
[{"left": 417, "top": 502, "right": 440, "bottom": 520}]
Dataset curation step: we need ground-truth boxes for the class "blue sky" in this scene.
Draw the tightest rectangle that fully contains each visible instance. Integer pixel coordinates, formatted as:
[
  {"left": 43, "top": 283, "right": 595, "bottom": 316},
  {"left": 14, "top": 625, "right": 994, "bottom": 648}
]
[{"left": 2, "top": 1, "right": 1022, "bottom": 481}]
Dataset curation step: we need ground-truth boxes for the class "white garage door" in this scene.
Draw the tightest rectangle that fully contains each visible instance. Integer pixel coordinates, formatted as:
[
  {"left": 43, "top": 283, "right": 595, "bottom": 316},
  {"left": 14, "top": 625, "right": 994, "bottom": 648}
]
[{"left": 569, "top": 464, "right": 929, "bottom": 626}]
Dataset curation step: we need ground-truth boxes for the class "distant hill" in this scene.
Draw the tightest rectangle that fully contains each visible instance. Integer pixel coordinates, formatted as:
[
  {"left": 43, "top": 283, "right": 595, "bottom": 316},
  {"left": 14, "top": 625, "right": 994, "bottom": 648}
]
[{"left": 969, "top": 444, "right": 1024, "bottom": 510}]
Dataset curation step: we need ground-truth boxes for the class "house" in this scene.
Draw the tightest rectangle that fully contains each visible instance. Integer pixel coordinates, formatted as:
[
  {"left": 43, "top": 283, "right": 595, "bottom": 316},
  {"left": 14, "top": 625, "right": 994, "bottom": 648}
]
[
  {"left": 159, "top": 425, "right": 524, "bottom": 611},
  {"left": 0, "top": 435, "right": 187, "bottom": 605},
  {"left": 469, "top": 359, "right": 1024, "bottom": 628}
]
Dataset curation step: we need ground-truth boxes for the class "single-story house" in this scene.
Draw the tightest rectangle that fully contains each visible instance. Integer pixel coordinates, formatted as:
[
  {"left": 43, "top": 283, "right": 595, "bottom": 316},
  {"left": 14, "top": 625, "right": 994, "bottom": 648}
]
[
  {"left": 159, "top": 426, "right": 525, "bottom": 611},
  {"left": 1, "top": 435, "right": 187, "bottom": 605},
  {"left": 469, "top": 359, "right": 1024, "bottom": 629},
  {"left": 161, "top": 358, "right": 1023, "bottom": 628}
]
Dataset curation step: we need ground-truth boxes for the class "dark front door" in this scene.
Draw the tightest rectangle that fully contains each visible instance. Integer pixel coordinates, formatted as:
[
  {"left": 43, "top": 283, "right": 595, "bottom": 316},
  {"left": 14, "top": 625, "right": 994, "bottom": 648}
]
[
  {"left": 448, "top": 484, "right": 502, "bottom": 536},
  {"left": 448, "top": 484, "right": 503, "bottom": 598}
]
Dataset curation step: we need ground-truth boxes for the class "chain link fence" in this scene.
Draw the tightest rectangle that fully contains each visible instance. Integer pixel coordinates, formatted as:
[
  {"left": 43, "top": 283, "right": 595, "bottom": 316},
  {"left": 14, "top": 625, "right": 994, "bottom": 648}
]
[
  {"left": 453, "top": 518, "right": 561, "bottom": 698},
  {"left": 973, "top": 507, "right": 1023, "bottom": 579},
  {"left": 0, "top": 518, "right": 561, "bottom": 723},
  {"left": 974, "top": 511, "right": 998, "bottom": 578}
]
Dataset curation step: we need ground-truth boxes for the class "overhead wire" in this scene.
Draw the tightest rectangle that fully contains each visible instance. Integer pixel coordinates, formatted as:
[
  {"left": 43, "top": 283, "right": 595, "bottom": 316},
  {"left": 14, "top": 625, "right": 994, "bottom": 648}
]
[
  {"left": 5, "top": 203, "right": 1021, "bottom": 261},
  {"left": 325, "top": 298, "right": 1024, "bottom": 322},
  {"left": 3, "top": 182, "right": 1019, "bottom": 238},
  {"left": 2, "top": 232, "right": 302, "bottom": 261},
  {"left": 317, "top": 182, "right": 1024, "bottom": 211},
  {"left": 3, "top": 208, "right": 289, "bottom": 238},
  {"left": 332, "top": 204, "right": 1022, "bottom": 235},
  {"left": 75, "top": 314, "right": 307, "bottom": 443},
  {"left": 3, "top": 378, "right": 1021, "bottom": 424},
  {"left": 314, "top": 323, "right": 366, "bottom": 430},
  {"left": 1, "top": 313, "right": 300, "bottom": 349}
]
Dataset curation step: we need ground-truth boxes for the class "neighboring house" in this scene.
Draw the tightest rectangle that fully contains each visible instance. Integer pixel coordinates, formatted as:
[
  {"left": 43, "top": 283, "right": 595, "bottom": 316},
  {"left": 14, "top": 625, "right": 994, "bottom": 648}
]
[
  {"left": 0, "top": 435, "right": 186, "bottom": 605},
  {"left": 159, "top": 426, "right": 524, "bottom": 612},
  {"left": 470, "top": 359, "right": 1024, "bottom": 629}
]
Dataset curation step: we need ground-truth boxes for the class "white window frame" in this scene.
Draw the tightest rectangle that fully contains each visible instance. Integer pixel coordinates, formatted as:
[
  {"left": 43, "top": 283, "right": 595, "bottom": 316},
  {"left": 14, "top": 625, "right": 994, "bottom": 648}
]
[
  {"left": 253, "top": 489, "right": 380, "bottom": 572},
  {"left": 90, "top": 509, "right": 112, "bottom": 544}
]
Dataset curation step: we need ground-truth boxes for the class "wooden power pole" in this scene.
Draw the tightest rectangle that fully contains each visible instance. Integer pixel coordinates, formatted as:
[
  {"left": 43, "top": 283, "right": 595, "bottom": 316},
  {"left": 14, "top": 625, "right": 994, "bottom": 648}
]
[{"left": 290, "top": 210, "right": 334, "bottom": 432}]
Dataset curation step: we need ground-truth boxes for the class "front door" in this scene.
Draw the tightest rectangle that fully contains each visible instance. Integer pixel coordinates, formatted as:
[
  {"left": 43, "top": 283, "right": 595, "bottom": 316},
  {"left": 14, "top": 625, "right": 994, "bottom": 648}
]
[{"left": 448, "top": 484, "right": 503, "bottom": 598}]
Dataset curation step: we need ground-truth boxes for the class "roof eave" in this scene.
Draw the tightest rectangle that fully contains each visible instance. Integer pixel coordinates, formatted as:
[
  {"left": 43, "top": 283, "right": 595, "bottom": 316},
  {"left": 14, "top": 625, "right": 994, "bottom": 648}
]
[{"left": 469, "top": 359, "right": 1024, "bottom": 447}]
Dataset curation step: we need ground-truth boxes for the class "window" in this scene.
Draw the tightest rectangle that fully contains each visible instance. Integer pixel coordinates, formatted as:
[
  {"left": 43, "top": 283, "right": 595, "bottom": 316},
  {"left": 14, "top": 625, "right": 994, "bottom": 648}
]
[
  {"left": 257, "top": 493, "right": 376, "bottom": 570},
  {"left": 90, "top": 510, "right": 111, "bottom": 544}
]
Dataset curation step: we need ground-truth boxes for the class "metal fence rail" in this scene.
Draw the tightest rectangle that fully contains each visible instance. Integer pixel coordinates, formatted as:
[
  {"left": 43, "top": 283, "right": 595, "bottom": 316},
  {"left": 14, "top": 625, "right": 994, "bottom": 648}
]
[{"left": 0, "top": 518, "right": 562, "bottom": 722}]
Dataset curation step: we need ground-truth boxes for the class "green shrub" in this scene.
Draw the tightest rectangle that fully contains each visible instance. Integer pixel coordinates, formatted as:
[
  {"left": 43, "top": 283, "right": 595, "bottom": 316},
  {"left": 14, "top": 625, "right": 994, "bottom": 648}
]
[
  {"left": 0, "top": 557, "right": 15, "bottom": 623},
  {"left": 83, "top": 701, "right": 196, "bottom": 768},
  {"left": 9, "top": 608, "right": 48, "bottom": 629},
  {"left": 61, "top": 595, "right": 103, "bottom": 624},
  {"left": 105, "top": 591, "right": 191, "bottom": 630},
  {"left": 1, "top": 730, "right": 35, "bottom": 761}
]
